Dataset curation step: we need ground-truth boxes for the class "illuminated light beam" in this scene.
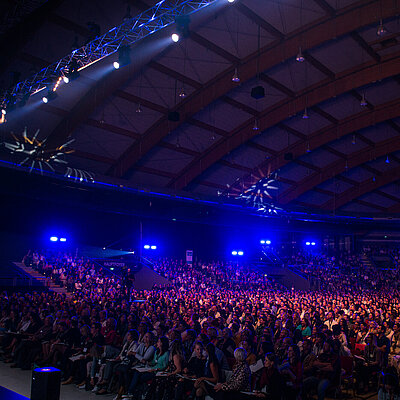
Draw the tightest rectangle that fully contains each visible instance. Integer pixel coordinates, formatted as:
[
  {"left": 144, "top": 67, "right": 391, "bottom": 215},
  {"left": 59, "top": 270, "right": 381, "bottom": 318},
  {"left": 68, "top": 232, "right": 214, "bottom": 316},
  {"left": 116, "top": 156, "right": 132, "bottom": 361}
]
[{"left": 1, "top": 0, "right": 222, "bottom": 108}]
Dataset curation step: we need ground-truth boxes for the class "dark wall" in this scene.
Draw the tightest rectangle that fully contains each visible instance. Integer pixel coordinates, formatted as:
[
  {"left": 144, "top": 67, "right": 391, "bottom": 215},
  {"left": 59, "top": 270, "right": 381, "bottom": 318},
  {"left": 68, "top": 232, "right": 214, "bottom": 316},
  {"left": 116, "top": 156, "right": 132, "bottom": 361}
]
[{"left": 0, "top": 165, "right": 392, "bottom": 262}]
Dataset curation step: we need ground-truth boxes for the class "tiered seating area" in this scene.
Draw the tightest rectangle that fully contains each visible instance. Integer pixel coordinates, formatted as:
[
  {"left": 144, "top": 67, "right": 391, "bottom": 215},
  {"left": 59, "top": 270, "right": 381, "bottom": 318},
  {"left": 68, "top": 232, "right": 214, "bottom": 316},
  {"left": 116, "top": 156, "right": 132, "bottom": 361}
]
[{"left": 0, "top": 247, "right": 400, "bottom": 400}]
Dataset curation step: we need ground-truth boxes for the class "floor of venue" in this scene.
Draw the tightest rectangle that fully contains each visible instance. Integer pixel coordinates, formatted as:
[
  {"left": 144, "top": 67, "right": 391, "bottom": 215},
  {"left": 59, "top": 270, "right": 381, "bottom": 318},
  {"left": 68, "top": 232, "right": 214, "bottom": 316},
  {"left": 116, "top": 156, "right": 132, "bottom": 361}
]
[
  {"left": 0, "top": 362, "right": 114, "bottom": 400},
  {"left": 0, "top": 361, "right": 379, "bottom": 400}
]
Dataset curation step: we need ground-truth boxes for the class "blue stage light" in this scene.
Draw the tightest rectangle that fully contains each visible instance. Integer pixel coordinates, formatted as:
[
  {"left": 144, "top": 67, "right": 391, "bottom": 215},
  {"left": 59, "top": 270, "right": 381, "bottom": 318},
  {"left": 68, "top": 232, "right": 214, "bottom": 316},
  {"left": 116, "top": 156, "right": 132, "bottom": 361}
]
[
  {"left": 260, "top": 240, "right": 266, "bottom": 244},
  {"left": 238, "top": 251, "right": 244, "bottom": 256},
  {"left": 266, "top": 240, "right": 271, "bottom": 245},
  {"left": 60, "top": 238, "right": 67, "bottom": 242},
  {"left": 50, "top": 236, "right": 58, "bottom": 242},
  {"left": 311, "top": 242, "right": 316, "bottom": 246},
  {"left": 151, "top": 245, "right": 157, "bottom": 250},
  {"left": 306, "top": 242, "right": 311, "bottom": 246},
  {"left": 232, "top": 250, "right": 238, "bottom": 256},
  {"left": 144, "top": 245, "right": 150, "bottom": 249}
]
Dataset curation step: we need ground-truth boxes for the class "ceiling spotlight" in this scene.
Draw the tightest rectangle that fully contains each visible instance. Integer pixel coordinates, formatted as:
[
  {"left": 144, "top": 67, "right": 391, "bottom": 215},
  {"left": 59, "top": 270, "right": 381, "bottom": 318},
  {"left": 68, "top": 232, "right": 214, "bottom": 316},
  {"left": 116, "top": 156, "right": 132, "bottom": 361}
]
[
  {"left": 253, "top": 119, "right": 259, "bottom": 131},
  {"left": 302, "top": 108, "right": 309, "bottom": 119},
  {"left": 123, "top": 5, "right": 132, "bottom": 21},
  {"left": 1, "top": 109, "right": 6, "bottom": 115},
  {"left": 63, "top": 59, "right": 80, "bottom": 83},
  {"left": 136, "top": 103, "right": 143, "bottom": 113},
  {"left": 296, "top": 47, "right": 305, "bottom": 62},
  {"left": 171, "top": 33, "right": 180, "bottom": 42},
  {"left": 377, "top": 19, "right": 387, "bottom": 36},
  {"left": 306, "top": 142, "right": 311, "bottom": 153},
  {"left": 114, "top": 45, "right": 131, "bottom": 69},
  {"left": 211, "top": 134, "right": 216, "bottom": 140},
  {"left": 352, "top": 134, "right": 356, "bottom": 145},
  {"left": 228, "top": 0, "right": 235, "bottom": 2},
  {"left": 232, "top": 67, "right": 240, "bottom": 83},
  {"left": 386, "top": 155, "right": 390, "bottom": 164},
  {"left": 360, "top": 93, "right": 367, "bottom": 107},
  {"left": 42, "top": 91, "right": 57, "bottom": 104},
  {"left": 178, "top": 87, "right": 186, "bottom": 98}
]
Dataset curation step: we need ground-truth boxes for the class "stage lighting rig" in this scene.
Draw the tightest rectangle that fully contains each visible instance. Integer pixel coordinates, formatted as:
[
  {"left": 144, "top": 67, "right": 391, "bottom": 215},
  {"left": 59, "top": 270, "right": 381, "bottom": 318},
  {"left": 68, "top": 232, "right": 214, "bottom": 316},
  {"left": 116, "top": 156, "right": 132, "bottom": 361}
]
[
  {"left": 3, "top": 127, "right": 74, "bottom": 173},
  {"left": 63, "top": 59, "right": 80, "bottom": 83},
  {"left": 113, "top": 45, "right": 131, "bottom": 69},
  {"left": 2, "top": 0, "right": 222, "bottom": 109}
]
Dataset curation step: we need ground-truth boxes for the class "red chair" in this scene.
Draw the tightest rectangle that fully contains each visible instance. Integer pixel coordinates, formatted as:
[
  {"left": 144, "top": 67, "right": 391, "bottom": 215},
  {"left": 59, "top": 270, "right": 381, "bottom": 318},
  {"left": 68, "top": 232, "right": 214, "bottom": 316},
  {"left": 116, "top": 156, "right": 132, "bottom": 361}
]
[
  {"left": 354, "top": 343, "right": 366, "bottom": 356},
  {"left": 340, "top": 355, "right": 355, "bottom": 397}
]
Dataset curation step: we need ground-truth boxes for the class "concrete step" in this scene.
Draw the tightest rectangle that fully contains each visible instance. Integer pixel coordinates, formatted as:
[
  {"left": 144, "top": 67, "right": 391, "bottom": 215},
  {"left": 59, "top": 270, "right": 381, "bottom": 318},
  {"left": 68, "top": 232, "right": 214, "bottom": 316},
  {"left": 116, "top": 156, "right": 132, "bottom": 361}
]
[{"left": 13, "top": 262, "right": 71, "bottom": 298}]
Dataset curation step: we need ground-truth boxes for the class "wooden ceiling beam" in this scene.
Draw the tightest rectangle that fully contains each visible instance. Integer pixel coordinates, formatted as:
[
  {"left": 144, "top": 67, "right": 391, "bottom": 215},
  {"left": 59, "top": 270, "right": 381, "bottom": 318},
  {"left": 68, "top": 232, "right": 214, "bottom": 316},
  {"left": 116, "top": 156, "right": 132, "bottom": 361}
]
[
  {"left": 190, "top": 32, "right": 239, "bottom": 63},
  {"left": 236, "top": 3, "right": 285, "bottom": 40},
  {"left": 311, "top": 0, "right": 336, "bottom": 16},
  {"left": 221, "top": 96, "right": 258, "bottom": 116},
  {"left": 353, "top": 199, "right": 387, "bottom": 211},
  {"left": 350, "top": 31, "right": 381, "bottom": 63},
  {"left": 259, "top": 74, "right": 295, "bottom": 98},
  {"left": 303, "top": 51, "right": 335, "bottom": 80},
  {"left": 149, "top": 61, "right": 202, "bottom": 89}
]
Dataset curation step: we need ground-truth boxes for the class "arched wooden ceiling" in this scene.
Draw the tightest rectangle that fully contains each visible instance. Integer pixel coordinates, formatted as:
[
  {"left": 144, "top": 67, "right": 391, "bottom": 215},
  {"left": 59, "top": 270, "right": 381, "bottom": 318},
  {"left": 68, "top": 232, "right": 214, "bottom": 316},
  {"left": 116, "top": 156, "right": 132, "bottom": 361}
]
[{"left": 1, "top": 0, "right": 400, "bottom": 215}]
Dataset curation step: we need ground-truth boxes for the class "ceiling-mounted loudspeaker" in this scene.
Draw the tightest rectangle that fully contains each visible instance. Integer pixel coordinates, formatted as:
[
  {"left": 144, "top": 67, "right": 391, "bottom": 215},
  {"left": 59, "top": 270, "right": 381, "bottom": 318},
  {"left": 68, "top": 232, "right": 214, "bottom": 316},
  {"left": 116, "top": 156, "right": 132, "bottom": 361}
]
[
  {"left": 168, "top": 111, "right": 180, "bottom": 121},
  {"left": 251, "top": 86, "right": 265, "bottom": 99},
  {"left": 284, "top": 152, "right": 293, "bottom": 160}
]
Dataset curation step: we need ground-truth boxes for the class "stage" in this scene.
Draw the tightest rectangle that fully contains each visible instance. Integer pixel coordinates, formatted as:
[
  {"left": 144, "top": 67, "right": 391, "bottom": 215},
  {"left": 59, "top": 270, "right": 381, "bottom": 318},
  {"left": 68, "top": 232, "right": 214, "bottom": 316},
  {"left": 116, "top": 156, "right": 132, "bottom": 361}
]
[
  {"left": 0, "top": 386, "right": 28, "bottom": 400},
  {"left": 0, "top": 362, "right": 107, "bottom": 400}
]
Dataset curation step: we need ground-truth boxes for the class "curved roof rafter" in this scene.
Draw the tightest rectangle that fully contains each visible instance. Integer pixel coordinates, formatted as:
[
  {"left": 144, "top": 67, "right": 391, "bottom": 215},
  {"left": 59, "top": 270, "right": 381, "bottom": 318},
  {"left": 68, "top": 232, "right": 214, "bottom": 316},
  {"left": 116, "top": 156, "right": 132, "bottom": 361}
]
[
  {"left": 278, "top": 123, "right": 400, "bottom": 205},
  {"left": 108, "top": 0, "right": 399, "bottom": 179},
  {"left": 170, "top": 54, "right": 400, "bottom": 190}
]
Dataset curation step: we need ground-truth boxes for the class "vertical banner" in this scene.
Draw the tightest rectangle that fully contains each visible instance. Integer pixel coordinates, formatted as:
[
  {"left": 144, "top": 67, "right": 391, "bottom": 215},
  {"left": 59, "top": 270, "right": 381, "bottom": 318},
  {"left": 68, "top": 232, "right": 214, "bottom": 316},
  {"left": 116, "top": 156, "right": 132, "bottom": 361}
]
[{"left": 186, "top": 250, "right": 193, "bottom": 265}]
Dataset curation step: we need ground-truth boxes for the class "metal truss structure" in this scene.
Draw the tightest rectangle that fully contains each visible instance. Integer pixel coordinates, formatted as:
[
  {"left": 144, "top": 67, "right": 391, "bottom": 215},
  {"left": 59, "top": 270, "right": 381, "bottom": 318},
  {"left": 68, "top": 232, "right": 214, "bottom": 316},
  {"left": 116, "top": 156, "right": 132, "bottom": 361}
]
[{"left": 1, "top": 0, "right": 219, "bottom": 109}]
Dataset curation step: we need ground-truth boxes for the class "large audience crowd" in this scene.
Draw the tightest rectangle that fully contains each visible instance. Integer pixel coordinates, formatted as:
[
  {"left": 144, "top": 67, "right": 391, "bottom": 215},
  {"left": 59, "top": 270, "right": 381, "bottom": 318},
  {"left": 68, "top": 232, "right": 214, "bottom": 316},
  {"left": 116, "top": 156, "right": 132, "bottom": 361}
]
[{"left": 0, "top": 248, "right": 400, "bottom": 400}]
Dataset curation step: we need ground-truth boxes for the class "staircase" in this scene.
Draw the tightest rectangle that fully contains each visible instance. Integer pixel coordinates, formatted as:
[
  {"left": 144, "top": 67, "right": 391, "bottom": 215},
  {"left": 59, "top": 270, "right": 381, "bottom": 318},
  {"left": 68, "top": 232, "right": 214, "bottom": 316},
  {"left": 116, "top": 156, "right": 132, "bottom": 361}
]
[
  {"left": 359, "top": 253, "right": 374, "bottom": 270},
  {"left": 13, "top": 262, "right": 70, "bottom": 297}
]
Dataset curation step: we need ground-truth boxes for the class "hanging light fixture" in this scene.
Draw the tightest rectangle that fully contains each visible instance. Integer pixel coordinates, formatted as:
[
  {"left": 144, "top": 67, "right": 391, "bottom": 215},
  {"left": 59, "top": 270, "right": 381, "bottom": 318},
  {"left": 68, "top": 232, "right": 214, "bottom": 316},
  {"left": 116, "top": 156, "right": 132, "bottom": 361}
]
[
  {"left": 296, "top": 47, "right": 305, "bottom": 62},
  {"left": 360, "top": 93, "right": 368, "bottom": 107},
  {"left": 178, "top": 87, "right": 186, "bottom": 98},
  {"left": 253, "top": 118, "right": 260, "bottom": 131},
  {"left": 136, "top": 103, "right": 143, "bottom": 113},
  {"left": 386, "top": 155, "right": 390, "bottom": 163},
  {"left": 306, "top": 142, "right": 311, "bottom": 153},
  {"left": 232, "top": 67, "right": 240, "bottom": 83},
  {"left": 302, "top": 108, "right": 309, "bottom": 119},
  {"left": 352, "top": 134, "right": 356, "bottom": 145},
  {"left": 377, "top": 19, "right": 387, "bottom": 36}
]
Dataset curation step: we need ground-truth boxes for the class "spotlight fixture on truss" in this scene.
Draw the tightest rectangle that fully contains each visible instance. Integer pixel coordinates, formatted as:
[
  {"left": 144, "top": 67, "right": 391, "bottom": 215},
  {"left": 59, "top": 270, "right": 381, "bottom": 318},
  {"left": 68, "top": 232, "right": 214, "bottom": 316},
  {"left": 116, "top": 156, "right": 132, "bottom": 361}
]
[
  {"left": 1, "top": 0, "right": 222, "bottom": 110},
  {"left": 2, "top": 127, "right": 74, "bottom": 174},
  {"left": 65, "top": 167, "right": 95, "bottom": 182}
]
